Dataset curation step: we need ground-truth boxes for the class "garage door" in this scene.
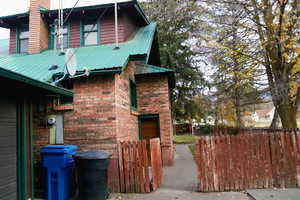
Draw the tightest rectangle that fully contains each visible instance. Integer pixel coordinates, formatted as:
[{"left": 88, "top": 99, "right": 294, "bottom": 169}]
[{"left": 0, "top": 98, "right": 17, "bottom": 200}]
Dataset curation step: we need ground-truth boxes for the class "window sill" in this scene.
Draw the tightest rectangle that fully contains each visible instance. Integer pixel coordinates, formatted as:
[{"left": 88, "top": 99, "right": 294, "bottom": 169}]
[
  {"left": 53, "top": 104, "right": 74, "bottom": 111},
  {"left": 130, "top": 109, "right": 139, "bottom": 116}
]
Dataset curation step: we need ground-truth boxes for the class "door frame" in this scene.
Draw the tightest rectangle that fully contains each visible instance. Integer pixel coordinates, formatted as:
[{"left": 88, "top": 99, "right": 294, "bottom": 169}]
[
  {"left": 138, "top": 114, "right": 160, "bottom": 140},
  {"left": 17, "top": 100, "right": 34, "bottom": 200}
]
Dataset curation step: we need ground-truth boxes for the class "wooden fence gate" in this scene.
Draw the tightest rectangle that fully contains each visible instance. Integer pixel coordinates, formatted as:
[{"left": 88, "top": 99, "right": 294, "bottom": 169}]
[
  {"left": 118, "top": 138, "right": 163, "bottom": 193},
  {"left": 195, "top": 132, "right": 300, "bottom": 192}
]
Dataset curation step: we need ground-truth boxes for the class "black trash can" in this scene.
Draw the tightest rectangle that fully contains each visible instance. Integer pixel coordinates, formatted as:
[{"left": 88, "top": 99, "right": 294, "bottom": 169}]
[{"left": 74, "top": 150, "right": 111, "bottom": 200}]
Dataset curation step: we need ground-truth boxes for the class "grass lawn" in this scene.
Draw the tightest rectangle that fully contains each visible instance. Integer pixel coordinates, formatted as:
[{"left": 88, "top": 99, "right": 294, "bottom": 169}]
[
  {"left": 173, "top": 134, "right": 195, "bottom": 144},
  {"left": 188, "top": 144, "right": 195, "bottom": 157}
]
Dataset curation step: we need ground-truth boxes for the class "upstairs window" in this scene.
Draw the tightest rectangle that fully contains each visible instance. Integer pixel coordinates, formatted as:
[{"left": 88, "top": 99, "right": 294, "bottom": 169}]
[
  {"left": 18, "top": 26, "right": 29, "bottom": 53},
  {"left": 130, "top": 80, "right": 137, "bottom": 110},
  {"left": 55, "top": 25, "right": 69, "bottom": 49},
  {"left": 82, "top": 20, "right": 99, "bottom": 46},
  {"left": 49, "top": 24, "right": 69, "bottom": 49}
]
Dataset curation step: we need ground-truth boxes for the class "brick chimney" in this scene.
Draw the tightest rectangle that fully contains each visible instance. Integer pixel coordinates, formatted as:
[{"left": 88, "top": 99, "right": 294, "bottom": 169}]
[{"left": 28, "top": 0, "right": 50, "bottom": 54}]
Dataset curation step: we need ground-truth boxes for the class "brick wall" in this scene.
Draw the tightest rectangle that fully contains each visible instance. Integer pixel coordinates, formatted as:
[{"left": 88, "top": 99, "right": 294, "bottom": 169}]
[
  {"left": 115, "top": 61, "right": 139, "bottom": 142},
  {"left": 63, "top": 76, "right": 117, "bottom": 156},
  {"left": 9, "top": 27, "right": 17, "bottom": 54},
  {"left": 136, "top": 75, "right": 174, "bottom": 166}
]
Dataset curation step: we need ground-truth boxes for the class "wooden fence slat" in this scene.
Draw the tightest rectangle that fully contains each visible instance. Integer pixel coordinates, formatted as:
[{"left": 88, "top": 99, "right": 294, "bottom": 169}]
[
  {"left": 123, "top": 142, "right": 130, "bottom": 192},
  {"left": 225, "top": 135, "right": 230, "bottom": 191},
  {"left": 143, "top": 140, "right": 151, "bottom": 193},
  {"left": 296, "top": 133, "right": 300, "bottom": 186},
  {"left": 195, "top": 132, "right": 300, "bottom": 192},
  {"left": 138, "top": 141, "right": 145, "bottom": 193},
  {"left": 133, "top": 141, "right": 140, "bottom": 193},
  {"left": 118, "top": 142, "right": 125, "bottom": 193},
  {"left": 204, "top": 137, "right": 210, "bottom": 192}
]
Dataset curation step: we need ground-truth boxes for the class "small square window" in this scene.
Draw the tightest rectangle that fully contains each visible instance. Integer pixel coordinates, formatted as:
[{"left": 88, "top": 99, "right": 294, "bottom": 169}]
[
  {"left": 19, "top": 39, "right": 29, "bottom": 53},
  {"left": 84, "top": 32, "right": 98, "bottom": 46},
  {"left": 18, "top": 26, "right": 29, "bottom": 53},
  {"left": 53, "top": 25, "right": 69, "bottom": 49},
  {"left": 82, "top": 20, "right": 98, "bottom": 46}
]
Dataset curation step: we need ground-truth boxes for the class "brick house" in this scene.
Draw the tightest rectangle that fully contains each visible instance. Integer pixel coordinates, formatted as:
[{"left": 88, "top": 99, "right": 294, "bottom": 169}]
[{"left": 0, "top": 0, "right": 174, "bottom": 195}]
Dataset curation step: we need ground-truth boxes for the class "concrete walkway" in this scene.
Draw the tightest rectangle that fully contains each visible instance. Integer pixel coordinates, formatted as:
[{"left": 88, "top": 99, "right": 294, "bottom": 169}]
[
  {"left": 247, "top": 188, "right": 300, "bottom": 200},
  {"left": 110, "top": 144, "right": 249, "bottom": 200}
]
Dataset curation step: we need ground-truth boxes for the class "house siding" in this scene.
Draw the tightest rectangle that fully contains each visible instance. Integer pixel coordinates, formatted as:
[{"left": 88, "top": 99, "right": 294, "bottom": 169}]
[
  {"left": 9, "top": 27, "right": 17, "bottom": 54},
  {"left": 136, "top": 75, "right": 174, "bottom": 166},
  {"left": 70, "top": 20, "right": 81, "bottom": 48},
  {"left": 100, "top": 15, "right": 126, "bottom": 45}
]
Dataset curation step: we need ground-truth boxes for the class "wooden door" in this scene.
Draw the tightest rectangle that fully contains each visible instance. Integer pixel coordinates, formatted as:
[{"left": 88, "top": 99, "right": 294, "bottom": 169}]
[
  {"left": 141, "top": 118, "right": 160, "bottom": 140},
  {"left": 140, "top": 116, "right": 160, "bottom": 163}
]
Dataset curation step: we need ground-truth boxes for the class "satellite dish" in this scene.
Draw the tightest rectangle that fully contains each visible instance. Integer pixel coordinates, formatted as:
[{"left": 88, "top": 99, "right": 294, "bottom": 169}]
[{"left": 65, "top": 48, "right": 77, "bottom": 76}]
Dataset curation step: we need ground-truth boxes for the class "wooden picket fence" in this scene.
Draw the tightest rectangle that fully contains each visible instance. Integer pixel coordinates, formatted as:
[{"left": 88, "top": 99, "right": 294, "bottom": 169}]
[
  {"left": 195, "top": 132, "right": 300, "bottom": 192},
  {"left": 118, "top": 138, "right": 163, "bottom": 193}
]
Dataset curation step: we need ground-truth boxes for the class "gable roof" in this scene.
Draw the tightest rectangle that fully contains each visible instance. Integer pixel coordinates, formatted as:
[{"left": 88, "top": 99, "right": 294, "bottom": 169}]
[{"left": 0, "top": 22, "right": 157, "bottom": 83}]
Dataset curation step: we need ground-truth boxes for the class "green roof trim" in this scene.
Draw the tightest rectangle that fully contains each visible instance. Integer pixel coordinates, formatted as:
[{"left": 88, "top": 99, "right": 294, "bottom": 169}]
[
  {"left": 0, "top": 67, "right": 73, "bottom": 96},
  {"left": 40, "top": 1, "right": 149, "bottom": 25},
  {"left": 0, "top": 22, "right": 157, "bottom": 83},
  {"left": 135, "top": 64, "right": 173, "bottom": 75},
  {"left": 0, "top": 11, "right": 29, "bottom": 20},
  {"left": 135, "top": 64, "right": 175, "bottom": 88}
]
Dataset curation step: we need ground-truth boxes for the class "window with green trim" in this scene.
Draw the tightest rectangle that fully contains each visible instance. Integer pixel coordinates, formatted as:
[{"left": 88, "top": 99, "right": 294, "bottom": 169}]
[
  {"left": 49, "top": 25, "right": 69, "bottom": 49},
  {"left": 82, "top": 20, "right": 99, "bottom": 46},
  {"left": 130, "top": 80, "right": 137, "bottom": 110},
  {"left": 18, "top": 26, "right": 29, "bottom": 53}
]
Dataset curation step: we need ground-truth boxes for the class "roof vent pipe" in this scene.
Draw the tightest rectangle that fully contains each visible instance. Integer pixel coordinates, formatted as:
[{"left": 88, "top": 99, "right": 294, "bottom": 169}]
[{"left": 114, "top": 0, "right": 120, "bottom": 50}]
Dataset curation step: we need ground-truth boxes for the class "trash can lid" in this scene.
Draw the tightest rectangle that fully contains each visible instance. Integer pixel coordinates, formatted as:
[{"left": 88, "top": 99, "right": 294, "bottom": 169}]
[
  {"left": 40, "top": 145, "right": 78, "bottom": 154},
  {"left": 74, "top": 150, "right": 112, "bottom": 160}
]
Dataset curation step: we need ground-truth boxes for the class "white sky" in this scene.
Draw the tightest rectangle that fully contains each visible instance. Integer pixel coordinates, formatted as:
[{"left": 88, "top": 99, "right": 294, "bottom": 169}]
[{"left": 0, "top": 0, "right": 132, "bottom": 39}]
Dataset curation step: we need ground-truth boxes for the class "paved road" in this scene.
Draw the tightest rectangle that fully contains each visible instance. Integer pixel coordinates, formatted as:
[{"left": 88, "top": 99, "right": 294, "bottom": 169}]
[{"left": 110, "top": 144, "right": 249, "bottom": 200}]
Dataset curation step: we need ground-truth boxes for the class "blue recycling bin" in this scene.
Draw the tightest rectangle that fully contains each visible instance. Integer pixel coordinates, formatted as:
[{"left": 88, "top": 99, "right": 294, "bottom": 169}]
[{"left": 40, "top": 145, "right": 78, "bottom": 200}]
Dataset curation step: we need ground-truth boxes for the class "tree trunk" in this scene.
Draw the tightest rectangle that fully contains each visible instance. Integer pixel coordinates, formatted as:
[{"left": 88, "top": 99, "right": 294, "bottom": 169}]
[
  {"left": 277, "top": 105, "right": 297, "bottom": 128},
  {"left": 234, "top": 97, "right": 243, "bottom": 128},
  {"left": 270, "top": 108, "right": 279, "bottom": 128}
]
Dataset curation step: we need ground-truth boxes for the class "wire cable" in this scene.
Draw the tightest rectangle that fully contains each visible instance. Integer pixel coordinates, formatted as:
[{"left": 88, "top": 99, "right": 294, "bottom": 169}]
[
  {"left": 63, "top": 7, "right": 109, "bottom": 74},
  {"left": 63, "top": 0, "right": 80, "bottom": 25}
]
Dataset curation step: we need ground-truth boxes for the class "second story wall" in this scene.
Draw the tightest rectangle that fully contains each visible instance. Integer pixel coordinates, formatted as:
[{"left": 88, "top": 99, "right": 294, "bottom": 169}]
[
  {"left": 68, "top": 11, "right": 138, "bottom": 48},
  {"left": 8, "top": 8, "right": 140, "bottom": 54}
]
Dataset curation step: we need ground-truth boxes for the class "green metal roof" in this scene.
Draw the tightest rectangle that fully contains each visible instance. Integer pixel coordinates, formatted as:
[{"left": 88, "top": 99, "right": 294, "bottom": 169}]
[
  {"left": 135, "top": 64, "right": 175, "bottom": 88},
  {"left": 0, "top": 22, "right": 157, "bottom": 83},
  {"left": 0, "top": 67, "right": 73, "bottom": 96},
  {"left": 0, "top": 39, "right": 9, "bottom": 55}
]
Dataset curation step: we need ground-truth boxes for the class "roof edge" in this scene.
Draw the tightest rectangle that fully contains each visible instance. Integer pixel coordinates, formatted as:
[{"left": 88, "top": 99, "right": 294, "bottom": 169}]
[{"left": 0, "top": 67, "right": 73, "bottom": 97}]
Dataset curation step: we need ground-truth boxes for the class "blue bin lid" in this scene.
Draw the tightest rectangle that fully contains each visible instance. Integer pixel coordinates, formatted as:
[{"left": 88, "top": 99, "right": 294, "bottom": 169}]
[
  {"left": 74, "top": 150, "right": 112, "bottom": 160},
  {"left": 40, "top": 145, "right": 78, "bottom": 154}
]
